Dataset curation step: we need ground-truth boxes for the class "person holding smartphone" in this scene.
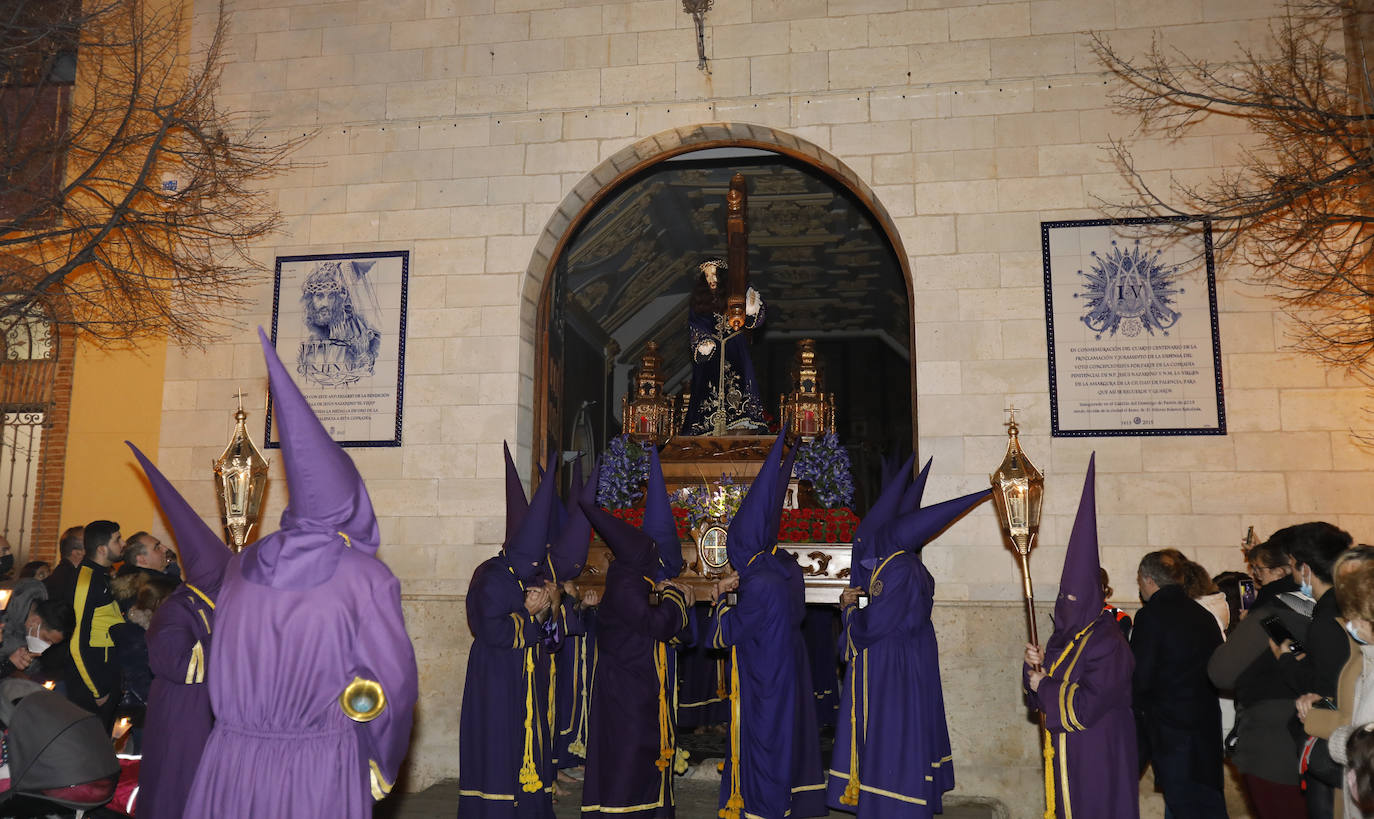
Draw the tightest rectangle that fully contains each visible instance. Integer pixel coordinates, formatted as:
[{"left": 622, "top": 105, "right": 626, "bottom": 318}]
[{"left": 1209, "top": 536, "right": 1312, "bottom": 818}]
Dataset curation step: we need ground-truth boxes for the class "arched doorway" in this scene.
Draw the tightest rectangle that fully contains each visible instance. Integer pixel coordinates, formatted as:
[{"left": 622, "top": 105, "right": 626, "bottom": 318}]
[{"left": 524, "top": 123, "right": 916, "bottom": 506}]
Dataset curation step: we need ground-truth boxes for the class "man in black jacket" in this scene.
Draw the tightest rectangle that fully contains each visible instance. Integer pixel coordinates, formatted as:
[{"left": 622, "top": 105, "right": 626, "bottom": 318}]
[
  {"left": 1271, "top": 521, "right": 1353, "bottom": 819},
  {"left": 44, "top": 525, "right": 85, "bottom": 602},
  {"left": 1132, "top": 549, "right": 1228, "bottom": 818},
  {"left": 65, "top": 520, "right": 126, "bottom": 732}
]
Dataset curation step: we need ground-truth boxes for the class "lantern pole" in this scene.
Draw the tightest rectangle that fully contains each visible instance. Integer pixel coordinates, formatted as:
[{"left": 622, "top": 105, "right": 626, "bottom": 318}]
[{"left": 989, "top": 405, "right": 1045, "bottom": 666}]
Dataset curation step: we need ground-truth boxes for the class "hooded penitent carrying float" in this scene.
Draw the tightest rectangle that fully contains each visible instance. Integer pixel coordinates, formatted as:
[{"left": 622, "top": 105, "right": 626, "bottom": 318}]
[
  {"left": 1022, "top": 456, "right": 1139, "bottom": 819},
  {"left": 708, "top": 432, "right": 827, "bottom": 819},
  {"left": 827, "top": 458, "right": 990, "bottom": 818},
  {"left": 578, "top": 445, "right": 693, "bottom": 818},
  {"left": 125, "top": 441, "right": 232, "bottom": 819},
  {"left": 182, "top": 330, "right": 418, "bottom": 819},
  {"left": 459, "top": 441, "right": 563, "bottom": 818},
  {"left": 549, "top": 458, "right": 599, "bottom": 770}
]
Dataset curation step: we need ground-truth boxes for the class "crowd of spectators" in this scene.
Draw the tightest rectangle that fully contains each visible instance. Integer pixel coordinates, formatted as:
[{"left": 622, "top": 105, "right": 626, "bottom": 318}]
[
  {"left": 0, "top": 520, "right": 183, "bottom": 761},
  {"left": 1110, "top": 521, "right": 1374, "bottom": 819}
]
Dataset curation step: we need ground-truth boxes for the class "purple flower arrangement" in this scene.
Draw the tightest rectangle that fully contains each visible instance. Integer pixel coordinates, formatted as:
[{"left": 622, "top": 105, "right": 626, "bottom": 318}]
[
  {"left": 792, "top": 431, "right": 855, "bottom": 509},
  {"left": 596, "top": 434, "right": 650, "bottom": 509}
]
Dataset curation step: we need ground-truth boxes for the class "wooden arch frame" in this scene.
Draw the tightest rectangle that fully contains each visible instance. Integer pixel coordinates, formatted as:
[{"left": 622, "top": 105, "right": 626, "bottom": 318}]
[{"left": 523, "top": 122, "right": 918, "bottom": 478}]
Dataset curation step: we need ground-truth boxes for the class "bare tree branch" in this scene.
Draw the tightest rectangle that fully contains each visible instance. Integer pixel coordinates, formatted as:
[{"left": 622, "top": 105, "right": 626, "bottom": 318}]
[
  {"left": 0, "top": 0, "right": 307, "bottom": 348},
  {"left": 1094, "top": 0, "right": 1374, "bottom": 379}
]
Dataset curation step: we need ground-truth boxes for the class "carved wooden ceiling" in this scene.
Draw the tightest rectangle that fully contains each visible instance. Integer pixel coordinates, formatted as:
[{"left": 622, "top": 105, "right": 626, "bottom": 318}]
[{"left": 559, "top": 156, "right": 910, "bottom": 387}]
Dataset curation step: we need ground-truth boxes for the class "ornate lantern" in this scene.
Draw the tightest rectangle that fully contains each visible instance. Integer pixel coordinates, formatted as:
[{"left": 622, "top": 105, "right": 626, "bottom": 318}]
[
  {"left": 212, "top": 394, "right": 270, "bottom": 551},
  {"left": 779, "top": 338, "right": 835, "bottom": 441},
  {"left": 989, "top": 406, "right": 1045, "bottom": 647},
  {"left": 621, "top": 342, "right": 677, "bottom": 446}
]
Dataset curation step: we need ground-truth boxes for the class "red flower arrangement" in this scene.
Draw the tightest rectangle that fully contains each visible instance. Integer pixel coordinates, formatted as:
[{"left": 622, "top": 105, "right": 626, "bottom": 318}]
[{"left": 609, "top": 506, "right": 858, "bottom": 544}]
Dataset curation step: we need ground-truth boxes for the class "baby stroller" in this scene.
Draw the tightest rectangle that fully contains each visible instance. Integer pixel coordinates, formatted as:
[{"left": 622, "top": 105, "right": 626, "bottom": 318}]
[{"left": 0, "top": 678, "right": 121, "bottom": 817}]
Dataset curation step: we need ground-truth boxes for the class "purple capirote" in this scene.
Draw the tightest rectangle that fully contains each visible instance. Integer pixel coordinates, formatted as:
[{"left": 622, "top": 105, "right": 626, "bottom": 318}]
[
  {"left": 183, "top": 329, "right": 418, "bottom": 818},
  {"left": 126, "top": 441, "right": 230, "bottom": 819},
  {"left": 1023, "top": 455, "right": 1140, "bottom": 819}
]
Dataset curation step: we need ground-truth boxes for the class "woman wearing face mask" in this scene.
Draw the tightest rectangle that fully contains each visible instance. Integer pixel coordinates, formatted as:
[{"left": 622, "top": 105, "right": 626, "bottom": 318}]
[
  {"left": 1209, "top": 537, "right": 1313, "bottom": 818},
  {"left": 0, "top": 577, "right": 73, "bottom": 680},
  {"left": 1300, "top": 547, "right": 1374, "bottom": 819}
]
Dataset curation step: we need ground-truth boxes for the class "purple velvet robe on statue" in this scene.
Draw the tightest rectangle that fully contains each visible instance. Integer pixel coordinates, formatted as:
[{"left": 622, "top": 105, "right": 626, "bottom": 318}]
[{"left": 581, "top": 564, "right": 689, "bottom": 817}]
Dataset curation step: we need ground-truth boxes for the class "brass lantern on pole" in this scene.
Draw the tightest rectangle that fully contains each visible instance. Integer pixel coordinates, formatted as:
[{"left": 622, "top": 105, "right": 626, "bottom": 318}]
[
  {"left": 989, "top": 406, "right": 1045, "bottom": 651},
  {"left": 212, "top": 392, "right": 270, "bottom": 551}
]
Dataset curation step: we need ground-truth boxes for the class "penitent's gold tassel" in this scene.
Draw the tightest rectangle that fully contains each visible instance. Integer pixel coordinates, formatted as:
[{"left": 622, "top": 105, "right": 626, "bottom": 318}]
[
  {"left": 654, "top": 643, "right": 674, "bottom": 771},
  {"left": 518, "top": 648, "right": 542, "bottom": 793},
  {"left": 1042, "top": 729, "right": 1055, "bottom": 819},
  {"left": 839, "top": 650, "right": 861, "bottom": 806},
  {"left": 719, "top": 647, "right": 743, "bottom": 819},
  {"left": 568, "top": 635, "right": 589, "bottom": 758}
]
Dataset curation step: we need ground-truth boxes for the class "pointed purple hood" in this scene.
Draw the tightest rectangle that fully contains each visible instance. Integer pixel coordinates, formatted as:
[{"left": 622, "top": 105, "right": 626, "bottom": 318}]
[
  {"left": 1053, "top": 455, "right": 1102, "bottom": 634},
  {"left": 126, "top": 442, "right": 232, "bottom": 595},
  {"left": 850, "top": 453, "right": 915, "bottom": 589},
  {"left": 898, "top": 458, "right": 933, "bottom": 516},
  {"left": 580, "top": 498, "right": 659, "bottom": 574},
  {"left": 875, "top": 486, "right": 992, "bottom": 559},
  {"left": 548, "top": 459, "right": 596, "bottom": 582},
  {"left": 643, "top": 447, "right": 683, "bottom": 580},
  {"left": 725, "top": 432, "right": 787, "bottom": 568},
  {"left": 247, "top": 329, "right": 379, "bottom": 589},
  {"left": 506, "top": 457, "right": 559, "bottom": 583},
  {"left": 504, "top": 442, "right": 529, "bottom": 539}
]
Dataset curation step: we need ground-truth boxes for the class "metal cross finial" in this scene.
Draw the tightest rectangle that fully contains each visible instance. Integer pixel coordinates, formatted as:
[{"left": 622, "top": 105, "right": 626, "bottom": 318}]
[
  {"left": 682, "top": 0, "right": 713, "bottom": 71},
  {"left": 1005, "top": 403, "right": 1020, "bottom": 424},
  {"left": 235, "top": 388, "right": 244, "bottom": 412}
]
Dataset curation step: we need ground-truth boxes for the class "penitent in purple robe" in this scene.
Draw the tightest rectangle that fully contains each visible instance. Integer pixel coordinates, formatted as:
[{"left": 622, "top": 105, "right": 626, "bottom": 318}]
[
  {"left": 184, "top": 330, "right": 418, "bottom": 818},
  {"left": 1022, "top": 455, "right": 1138, "bottom": 819},
  {"left": 581, "top": 563, "right": 689, "bottom": 817},
  {"left": 827, "top": 553, "right": 952, "bottom": 817},
  {"left": 125, "top": 442, "right": 232, "bottom": 819},
  {"left": 711, "top": 551, "right": 827, "bottom": 819},
  {"left": 829, "top": 474, "right": 991, "bottom": 818},
  {"left": 1025, "top": 608, "right": 1139, "bottom": 819},
  {"left": 140, "top": 588, "right": 215, "bottom": 818},
  {"left": 459, "top": 556, "right": 559, "bottom": 818}
]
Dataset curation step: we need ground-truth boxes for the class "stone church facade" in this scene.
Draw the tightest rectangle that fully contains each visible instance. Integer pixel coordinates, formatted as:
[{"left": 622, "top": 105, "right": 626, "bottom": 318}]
[{"left": 144, "top": 0, "right": 1371, "bottom": 815}]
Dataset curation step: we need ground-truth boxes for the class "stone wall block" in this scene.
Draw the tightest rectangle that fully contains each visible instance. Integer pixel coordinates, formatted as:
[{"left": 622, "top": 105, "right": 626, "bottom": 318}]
[
  {"left": 386, "top": 80, "right": 459, "bottom": 120},
  {"left": 789, "top": 16, "right": 869, "bottom": 53},
  {"left": 460, "top": 12, "right": 531, "bottom": 44},
  {"left": 710, "top": 22, "right": 790, "bottom": 60},
  {"left": 950, "top": 3, "right": 1031, "bottom": 40},
  {"left": 869, "top": 10, "right": 949, "bottom": 47},
  {"left": 256, "top": 29, "right": 322, "bottom": 61},
  {"left": 448, "top": 204, "right": 524, "bottom": 237},
  {"left": 455, "top": 76, "right": 528, "bottom": 114},
  {"left": 453, "top": 145, "right": 526, "bottom": 178},
  {"left": 916, "top": 179, "right": 998, "bottom": 214},
  {"left": 383, "top": 148, "right": 456, "bottom": 182},
  {"left": 530, "top": 6, "right": 602, "bottom": 39},
  {"left": 601, "top": 2, "right": 678, "bottom": 35},
  {"left": 1030, "top": 0, "right": 1115, "bottom": 34},
  {"left": 910, "top": 41, "right": 991, "bottom": 84},
  {"left": 829, "top": 46, "right": 909, "bottom": 89},
  {"left": 831, "top": 121, "right": 911, "bottom": 156},
  {"left": 997, "top": 176, "right": 1083, "bottom": 211},
  {"left": 416, "top": 178, "right": 489, "bottom": 208},
  {"left": 601, "top": 63, "right": 677, "bottom": 105}
]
